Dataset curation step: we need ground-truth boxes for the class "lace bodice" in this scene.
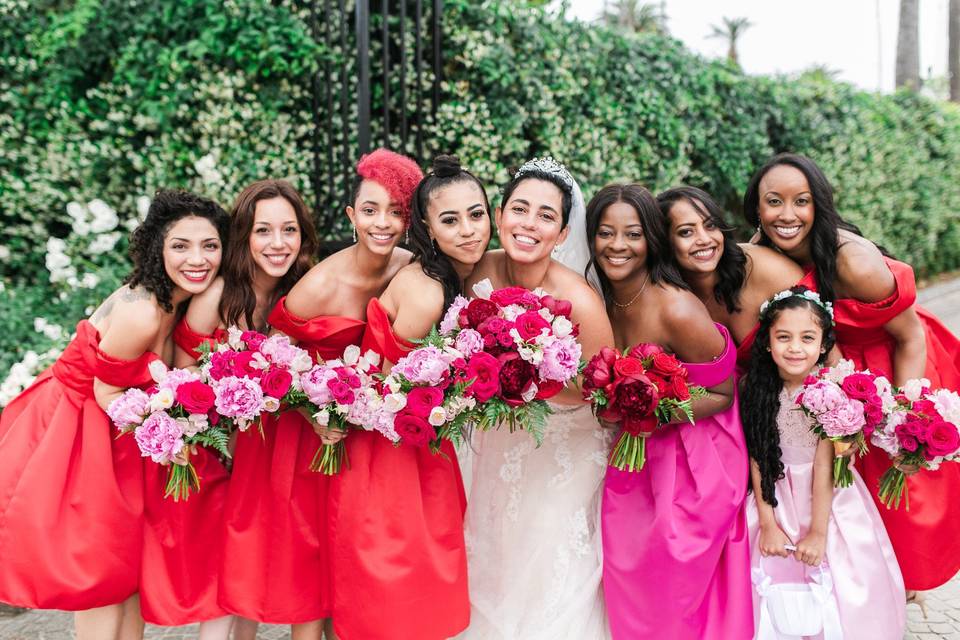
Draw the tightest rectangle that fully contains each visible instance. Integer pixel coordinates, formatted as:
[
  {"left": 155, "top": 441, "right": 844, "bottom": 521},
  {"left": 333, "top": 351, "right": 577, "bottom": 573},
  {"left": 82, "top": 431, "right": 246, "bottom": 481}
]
[{"left": 777, "top": 387, "right": 820, "bottom": 449}]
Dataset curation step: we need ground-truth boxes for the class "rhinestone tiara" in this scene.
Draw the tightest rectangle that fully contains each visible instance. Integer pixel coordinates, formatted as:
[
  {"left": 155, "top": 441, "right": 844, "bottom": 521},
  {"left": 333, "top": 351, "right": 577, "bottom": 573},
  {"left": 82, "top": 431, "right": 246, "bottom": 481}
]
[{"left": 514, "top": 156, "right": 574, "bottom": 191}]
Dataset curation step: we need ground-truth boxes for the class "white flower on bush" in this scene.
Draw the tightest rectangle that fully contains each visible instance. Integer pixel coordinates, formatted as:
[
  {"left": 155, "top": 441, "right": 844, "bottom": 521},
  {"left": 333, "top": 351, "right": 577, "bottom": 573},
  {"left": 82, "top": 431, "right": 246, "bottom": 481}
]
[
  {"left": 88, "top": 231, "right": 120, "bottom": 254},
  {"left": 194, "top": 153, "right": 224, "bottom": 186},
  {"left": 33, "top": 317, "right": 64, "bottom": 341},
  {"left": 45, "top": 237, "right": 77, "bottom": 283},
  {"left": 0, "top": 347, "right": 62, "bottom": 408},
  {"left": 0, "top": 246, "right": 9, "bottom": 261},
  {"left": 87, "top": 199, "right": 119, "bottom": 233}
]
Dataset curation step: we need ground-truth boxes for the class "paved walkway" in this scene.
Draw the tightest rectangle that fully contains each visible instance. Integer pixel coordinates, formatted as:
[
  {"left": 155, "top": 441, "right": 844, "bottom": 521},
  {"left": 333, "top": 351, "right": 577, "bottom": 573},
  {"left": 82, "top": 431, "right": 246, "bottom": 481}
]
[{"left": 2, "top": 278, "right": 959, "bottom": 639}]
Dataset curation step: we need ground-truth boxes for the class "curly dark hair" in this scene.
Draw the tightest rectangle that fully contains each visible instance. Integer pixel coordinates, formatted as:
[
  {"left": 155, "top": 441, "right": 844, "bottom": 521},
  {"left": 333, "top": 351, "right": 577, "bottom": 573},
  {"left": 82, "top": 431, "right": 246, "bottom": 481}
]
[
  {"left": 740, "top": 286, "right": 836, "bottom": 507},
  {"left": 125, "top": 189, "right": 230, "bottom": 312},
  {"left": 408, "top": 154, "right": 491, "bottom": 311},
  {"left": 656, "top": 186, "right": 748, "bottom": 313},
  {"left": 742, "top": 153, "right": 892, "bottom": 302},
  {"left": 586, "top": 183, "right": 689, "bottom": 308}
]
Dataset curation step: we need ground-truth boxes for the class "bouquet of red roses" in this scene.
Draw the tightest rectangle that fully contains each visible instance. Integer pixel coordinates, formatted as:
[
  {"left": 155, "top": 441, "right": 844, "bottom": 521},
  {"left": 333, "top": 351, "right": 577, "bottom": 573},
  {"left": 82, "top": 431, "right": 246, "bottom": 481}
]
[
  {"left": 796, "top": 359, "right": 894, "bottom": 488},
  {"left": 582, "top": 343, "right": 705, "bottom": 472},
  {"left": 870, "top": 378, "right": 960, "bottom": 509},
  {"left": 437, "top": 281, "right": 582, "bottom": 446}
]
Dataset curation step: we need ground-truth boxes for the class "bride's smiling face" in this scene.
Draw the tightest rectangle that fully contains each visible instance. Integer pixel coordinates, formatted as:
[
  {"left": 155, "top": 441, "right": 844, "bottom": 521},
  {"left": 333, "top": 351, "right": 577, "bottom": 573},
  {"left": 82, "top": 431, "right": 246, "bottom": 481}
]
[{"left": 496, "top": 178, "right": 569, "bottom": 264}]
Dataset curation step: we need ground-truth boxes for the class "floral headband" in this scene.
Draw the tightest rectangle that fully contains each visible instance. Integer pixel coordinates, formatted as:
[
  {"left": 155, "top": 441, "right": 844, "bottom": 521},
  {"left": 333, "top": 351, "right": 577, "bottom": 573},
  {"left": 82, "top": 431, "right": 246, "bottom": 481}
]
[{"left": 759, "top": 288, "right": 835, "bottom": 323}]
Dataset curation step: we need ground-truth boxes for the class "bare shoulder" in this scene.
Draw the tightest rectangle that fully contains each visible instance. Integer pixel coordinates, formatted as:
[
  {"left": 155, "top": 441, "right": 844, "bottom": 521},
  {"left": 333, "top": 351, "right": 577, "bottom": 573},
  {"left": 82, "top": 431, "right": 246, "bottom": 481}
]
[
  {"left": 655, "top": 284, "right": 712, "bottom": 326},
  {"left": 465, "top": 250, "right": 504, "bottom": 289},
  {"left": 285, "top": 260, "right": 339, "bottom": 317},
  {"left": 184, "top": 277, "right": 224, "bottom": 333},
  {"left": 740, "top": 243, "right": 804, "bottom": 289},
  {"left": 835, "top": 234, "right": 894, "bottom": 301},
  {"left": 98, "top": 289, "right": 165, "bottom": 358}
]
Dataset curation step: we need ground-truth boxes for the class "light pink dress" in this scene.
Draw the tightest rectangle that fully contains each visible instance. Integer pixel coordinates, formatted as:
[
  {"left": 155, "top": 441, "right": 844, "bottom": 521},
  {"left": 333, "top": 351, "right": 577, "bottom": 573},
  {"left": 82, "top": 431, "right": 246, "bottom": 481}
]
[
  {"left": 602, "top": 324, "right": 754, "bottom": 639},
  {"left": 745, "top": 388, "right": 906, "bottom": 640}
]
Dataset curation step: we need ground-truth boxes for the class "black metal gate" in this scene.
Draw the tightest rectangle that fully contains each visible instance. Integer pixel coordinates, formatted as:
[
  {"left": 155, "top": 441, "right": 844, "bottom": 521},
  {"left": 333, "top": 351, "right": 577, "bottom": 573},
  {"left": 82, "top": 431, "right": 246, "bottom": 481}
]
[{"left": 306, "top": 0, "right": 443, "bottom": 240}]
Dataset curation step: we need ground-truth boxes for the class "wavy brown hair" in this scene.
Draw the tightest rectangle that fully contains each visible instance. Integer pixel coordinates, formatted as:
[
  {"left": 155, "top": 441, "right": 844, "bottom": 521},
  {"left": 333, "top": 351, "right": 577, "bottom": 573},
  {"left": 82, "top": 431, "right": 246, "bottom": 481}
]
[{"left": 219, "top": 180, "right": 317, "bottom": 330}]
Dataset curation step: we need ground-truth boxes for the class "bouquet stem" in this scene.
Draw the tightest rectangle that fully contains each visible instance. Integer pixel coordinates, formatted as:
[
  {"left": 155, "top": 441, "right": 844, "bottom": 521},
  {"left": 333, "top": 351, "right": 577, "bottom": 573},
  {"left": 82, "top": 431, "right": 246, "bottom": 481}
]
[
  {"left": 608, "top": 432, "right": 648, "bottom": 472},
  {"left": 164, "top": 463, "right": 200, "bottom": 501},
  {"left": 878, "top": 466, "right": 909, "bottom": 510},
  {"left": 311, "top": 441, "right": 348, "bottom": 475},
  {"left": 831, "top": 440, "right": 854, "bottom": 488}
]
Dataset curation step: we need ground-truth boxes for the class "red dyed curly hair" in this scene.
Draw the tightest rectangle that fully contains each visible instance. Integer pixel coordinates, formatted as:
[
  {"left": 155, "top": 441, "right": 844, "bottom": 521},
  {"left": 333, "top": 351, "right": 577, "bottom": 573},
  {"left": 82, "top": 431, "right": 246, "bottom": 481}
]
[{"left": 355, "top": 148, "right": 424, "bottom": 227}]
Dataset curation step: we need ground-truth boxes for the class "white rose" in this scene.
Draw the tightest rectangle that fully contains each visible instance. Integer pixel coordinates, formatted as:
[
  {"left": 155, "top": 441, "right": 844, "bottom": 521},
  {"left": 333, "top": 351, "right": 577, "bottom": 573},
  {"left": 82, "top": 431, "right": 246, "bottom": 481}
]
[
  {"left": 903, "top": 378, "right": 931, "bottom": 402},
  {"left": 343, "top": 345, "right": 361, "bottom": 366},
  {"left": 262, "top": 396, "right": 281, "bottom": 412},
  {"left": 149, "top": 388, "right": 175, "bottom": 412},
  {"left": 552, "top": 316, "right": 573, "bottom": 338},
  {"left": 291, "top": 352, "right": 313, "bottom": 373},
  {"left": 428, "top": 406, "right": 447, "bottom": 427}
]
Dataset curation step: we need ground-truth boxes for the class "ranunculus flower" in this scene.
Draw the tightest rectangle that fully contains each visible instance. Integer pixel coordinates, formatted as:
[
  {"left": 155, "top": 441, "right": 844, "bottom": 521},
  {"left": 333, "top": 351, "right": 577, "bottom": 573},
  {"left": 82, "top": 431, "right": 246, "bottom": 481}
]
[
  {"left": 515, "top": 310, "right": 550, "bottom": 340},
  {"left": 261, "top": 368, "right": 293, "bottom": 398},
  {"left": 394, "top": 411, "right": 436, "bottom": 447},
  {"left": 840, "top": 373, "right": 879, "bottom": 402},
  {"left": 491, "top": 286, "right": 539, "bottom": 308},
  {"left": 406, "top": 387, "right": 445, "bottom": 418},
  {"left": 924, "top": 420, "right": 960, "bottom": 459},
  {"left": 465, "top": 352, "right": 501, "bottom": 402},
  {"left": 498, "top": 352, "right": 537, "bottom": 406},
  {"left": 175, "top": 380, "right": 216, "bottom": 414},
  {"left": 465, "top": 298, "right": 499, "bottom": 328},
  {"left": 241, "top": 330, "right": 267, "bottom": 350}
]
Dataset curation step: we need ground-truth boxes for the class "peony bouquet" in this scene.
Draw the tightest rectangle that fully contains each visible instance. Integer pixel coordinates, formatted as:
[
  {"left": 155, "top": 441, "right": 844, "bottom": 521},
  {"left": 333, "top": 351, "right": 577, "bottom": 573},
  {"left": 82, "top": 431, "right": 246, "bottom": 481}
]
[
  {"left": 378, "top": 329, "right": 480, "bottom": 452},
  {"left": 285, "top": 345, "right": 384, "bottom": 474},
  {"left": 437, "top": 282, "right": 581, "bottom": 446},
  {"left": 107, "top": 362, "right": 230, "bottom": 500},
  {"left": 797, "top": 360, "right": 894, "bottom": 488},
  {"left": 198, "top": 328, "right": 314, "bottom": 434},
  {"left": 582, "top": 343, "right": 705, "bottom": 472},
  {"left": 870, "top": 378, "right": 960, "bottom": 509}
]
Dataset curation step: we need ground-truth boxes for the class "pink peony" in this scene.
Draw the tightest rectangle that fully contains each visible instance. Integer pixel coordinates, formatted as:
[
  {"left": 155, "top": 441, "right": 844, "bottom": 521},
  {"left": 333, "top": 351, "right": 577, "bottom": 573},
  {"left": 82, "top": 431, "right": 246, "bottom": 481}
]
[
  {"left": 107, "top": 388, "right": 151, "bottom": 429},
  {"left": 156, "top": 367, "right": 201, "bottom": 395},
  {"left": 134, "top": 410, "right": 184, "bottom": 463},
  {"left": 455, "top": 329, "right": 484, "bottom": 357},
  {"left": 259, "top": 335, "right": 305, "bottom": 369},
  {"left": 301, "top": 366, "right": 337, "bottom": 405},
  {"left": 214, "top": 376, "right": 264, "bottom": 419},
  {"left": 799, "top": 380, "right": 847, "bottom": 415},
  {"left": 539, "top": 335, "right": 581, "bottom": 382},
  {"left": 440, "top": 296, "right": 470, "bottom": 334},
  {"left": 393, "top": 347, "right": 450, "bottom": 386},
  {"left": 818, "top": 398, "right": 867, "bottom": 437}
]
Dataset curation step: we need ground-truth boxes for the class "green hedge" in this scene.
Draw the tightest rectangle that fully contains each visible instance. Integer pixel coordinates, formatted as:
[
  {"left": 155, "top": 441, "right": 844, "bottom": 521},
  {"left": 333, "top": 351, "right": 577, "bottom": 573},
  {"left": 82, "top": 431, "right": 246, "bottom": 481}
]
[{"left": 2, "top": 0, "right": 960, "bottom": 385}]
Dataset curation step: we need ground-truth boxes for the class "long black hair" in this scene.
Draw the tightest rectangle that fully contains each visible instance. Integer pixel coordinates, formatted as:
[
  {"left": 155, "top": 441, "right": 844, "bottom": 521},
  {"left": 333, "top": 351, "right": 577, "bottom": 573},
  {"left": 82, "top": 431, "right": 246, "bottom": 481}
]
[
  {"left": 125, "top": 189, "right": 230, "bottom": 312},
  {"left": 408, "top": 154, "right": 491, "bottom": 310},
  {"left": 500, "top": 162, "right": 574, "bottom": 228},
  {"left": 740, "top": 286, "right": 836, "bottom": 506},
  {"left": 742, "top": 153, "right": 891, "bottom": 303},
  {"left": 586, "top": 183, "right": 689, "bottom": 308},
  {"left": 656, "top": 186, "right": 748, "bottom": 313}
]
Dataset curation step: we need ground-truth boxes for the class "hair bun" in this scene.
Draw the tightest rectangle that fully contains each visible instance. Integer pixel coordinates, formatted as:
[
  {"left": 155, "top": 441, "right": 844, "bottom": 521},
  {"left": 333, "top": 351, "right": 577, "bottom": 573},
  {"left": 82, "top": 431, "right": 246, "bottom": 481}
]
[{"left": 432, "top": 154, "right": 462, "bottom": 179}]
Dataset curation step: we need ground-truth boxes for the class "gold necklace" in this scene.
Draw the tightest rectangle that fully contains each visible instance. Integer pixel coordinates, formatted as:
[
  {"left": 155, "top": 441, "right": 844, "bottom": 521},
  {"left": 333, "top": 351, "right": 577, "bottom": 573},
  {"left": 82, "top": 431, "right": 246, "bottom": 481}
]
[{"left": 612, "top": 272, "right": 650, "bottom": 309}]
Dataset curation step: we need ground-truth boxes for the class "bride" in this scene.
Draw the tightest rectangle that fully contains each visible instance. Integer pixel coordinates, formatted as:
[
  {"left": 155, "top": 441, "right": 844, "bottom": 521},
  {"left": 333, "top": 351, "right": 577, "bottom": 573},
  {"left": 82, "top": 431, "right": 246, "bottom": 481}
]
[{"left": 459, "top": 158, "right": 614, "bottom": 639}]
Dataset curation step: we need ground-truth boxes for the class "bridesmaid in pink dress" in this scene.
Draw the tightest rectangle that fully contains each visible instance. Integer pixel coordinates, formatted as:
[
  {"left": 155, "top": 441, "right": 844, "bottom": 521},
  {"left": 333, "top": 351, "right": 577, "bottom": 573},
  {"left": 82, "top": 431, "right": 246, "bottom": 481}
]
[
  {"left": 587, "top": 184, "right": 753, "bottom": 639},
  {"left": 740, "top": 288, "right": 905, "bottom": 639}
]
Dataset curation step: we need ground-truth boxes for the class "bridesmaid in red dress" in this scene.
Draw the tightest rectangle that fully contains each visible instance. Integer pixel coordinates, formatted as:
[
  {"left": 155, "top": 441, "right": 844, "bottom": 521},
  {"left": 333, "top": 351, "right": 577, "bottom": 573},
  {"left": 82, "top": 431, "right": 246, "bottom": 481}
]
[
  {"left": 0, "top": 189, "right": 228, "bottom": 640},
  {"left": 742, "top": 152, "right": 960, "bottom": 593},
  {"left": 142, "top": 180, "right": 317, "bottom": 640},
  {"left": 654, "top": 186, "right": 809, "bottom": 366},
  {"left": 329, "top": 155, "right": 489, "bottom": 640},
  {"left": 221, "top": 148, "right": 420, "bottom": 640}
]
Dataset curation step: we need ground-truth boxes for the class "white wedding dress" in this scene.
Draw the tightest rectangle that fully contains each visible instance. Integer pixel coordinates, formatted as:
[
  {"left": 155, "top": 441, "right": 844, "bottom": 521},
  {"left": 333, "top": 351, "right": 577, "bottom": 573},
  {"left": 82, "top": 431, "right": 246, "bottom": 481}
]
[{"left": 457, "top": 403, "right": 612, "bottom": 639}]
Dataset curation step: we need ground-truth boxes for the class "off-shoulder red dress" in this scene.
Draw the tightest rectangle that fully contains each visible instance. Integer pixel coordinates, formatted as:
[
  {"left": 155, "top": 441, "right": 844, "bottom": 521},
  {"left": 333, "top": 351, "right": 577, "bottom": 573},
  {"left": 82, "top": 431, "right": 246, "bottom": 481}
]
[
  {"left": 328, "top": 299, "right": 469, "bottom": 640},
  {"left": 832, "top": 258, "right": 960, "bottom": 590},
  {"left": 218, "top": 297, "right": 365, "bottom": 623},
  {"left": 139, "top": 319, "right": 230, "bottom": 625},
  {"left": 0, "top": 320, "right": 149, "bottom": 609}
]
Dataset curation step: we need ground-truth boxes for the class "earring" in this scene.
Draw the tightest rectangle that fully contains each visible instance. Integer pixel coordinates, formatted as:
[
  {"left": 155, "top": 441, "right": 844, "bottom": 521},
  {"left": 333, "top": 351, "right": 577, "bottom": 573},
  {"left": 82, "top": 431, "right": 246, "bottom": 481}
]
[
  {"left": 352, "top": 226, "right": 357, "bottom": 243},
  {"left": 756, "top": 225, "right": 761, "bottom": 234},
  {"left": 432, "top": 239, "right": 439, "bottom": 257},
  {"left": 405, "top": 229, "right": 410, "bottom": 245}
]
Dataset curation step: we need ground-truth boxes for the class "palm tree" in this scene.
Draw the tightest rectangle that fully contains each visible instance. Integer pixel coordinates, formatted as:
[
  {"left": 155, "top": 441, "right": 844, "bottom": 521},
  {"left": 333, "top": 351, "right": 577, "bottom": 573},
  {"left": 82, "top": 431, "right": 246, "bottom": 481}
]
[
  {"left": 950, "top": 0, "right": 959, "bottom": 101},
  {"left": 708, "top": 17, "right": 752, "bottom": 68},
  {"left": 895, "top": 0, "right": 920, "bottom": 90},
  {"left": 800, "top": 64, "right": 842, "bottom": 83},
  {"left": 601, "top": 0, "right": 667, "bottom": 35}
]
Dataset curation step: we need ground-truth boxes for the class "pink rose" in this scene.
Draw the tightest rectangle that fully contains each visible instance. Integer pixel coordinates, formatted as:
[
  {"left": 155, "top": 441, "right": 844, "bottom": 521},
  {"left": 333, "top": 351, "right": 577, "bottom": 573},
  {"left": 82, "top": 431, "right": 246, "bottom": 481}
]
[
  {"left": 261, "top": 368, "right": 293, "bottom": 398},
  {"left": 841, "top": 373, "right": 879, "bottom": 402},
  {"left": 406, "top": 387, "right": 445, "bottom": 418},
  {"left": 394, "top": 411, "right": 436, "bottom": 447},
  {"left": 233, "top": 351, "right": 262, "bottom": 379},
  {"left": 465, "top": 352, "right": 501, "bottom": 402},
  {"left": 924, "top": 420, "right": 960, "bottom": 459},
  {"left": 515, "top": 311, "right": 550, "bottom": 340},
  {"left": 175, "top": 380, "right": 216, "bottom": 414},
  {"left": 490, "top": 286, "right": 539, "bottom": 308},
  {"left": 241, "top": 330, "right": 267, "bottom": 350}
]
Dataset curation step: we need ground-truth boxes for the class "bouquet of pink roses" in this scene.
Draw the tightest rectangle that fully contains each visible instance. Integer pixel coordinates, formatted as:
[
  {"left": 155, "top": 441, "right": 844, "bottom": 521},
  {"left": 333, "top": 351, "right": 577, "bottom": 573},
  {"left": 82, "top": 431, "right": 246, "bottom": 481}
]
[
  {"left": 870, "top": 378, "right": 960, "bottom": 509},
  {"left": 378, "top": 329, "right": 480, "bottom": 452},
  {"left": 107, "top": 362, "right": 230, "bottom": 500},
  {"left": 198, "top": 327, "right": 315, "bottom": 434},
  {"left": 437, "top": 281, "right": 582, "bottom": 445},
  {"left": 285, "top": 345, "right": 386, "bottom": 474},
  {"left": 581, "top": 343, "right": 705, "bottom": 472},
  {"left": 797, "top": 359, "right": 894, "bottom": 488}
]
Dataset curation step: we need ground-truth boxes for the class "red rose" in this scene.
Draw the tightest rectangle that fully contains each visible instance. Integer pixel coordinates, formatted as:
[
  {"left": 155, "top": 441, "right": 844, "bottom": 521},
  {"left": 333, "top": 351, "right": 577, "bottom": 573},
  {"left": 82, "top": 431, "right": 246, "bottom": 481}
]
[
  {"left": 241, "top": 330, "right": 267, "bottom": 350},
  {"left": 176, "top": 380, "right": 216, "bottom": 414},
  {"left": 234, "top": 351, "right": 262, "bottom": 379},
  {"left": 498, "top": 352, "right": 537, "bottom": 406},
  {"left": 613, "top": 356, "right": 646, "bottom": 380},
  {"left": 515, "top": 310, "right": 550, "bottom": 340},
  {"left": 622, "top": 413, "right": 658, "bottom": 437},
  {"left": 841, "top": 373, "right": 878, "bottom": 402},
  {"left": 646, "top": 372, "right": 669, "bottom": 396},
  {"left": 261, "top": 368, "right": 293, "bottom": 398},
  {"left": 465, "top": 298, "right": 499, "bottom": 328},
  {"left": 648, "top": 352, "right": 684, "bottom": 377},
  {"left": 466, "top": 352, "right": 502, "bottom": 402},
  {"left": 627, "top": 342, "right": 664, "bottom": 360},
  {"left": 582, "top": 347, "right": 619, "bottom": 392},
  {"left": 668, "top": 375, "right": 691, "bottom": 401},
  {"left": 491, "top": 286, "right": 539, "bottom": 308},
  {"left": 924, "top": 420, "right": 960, "bottom": 459},
  {"left": 406, "top": 387, "right": 445, "bottom": 418},
  {"left": 535, "top": 378, "right": 563, "bottom": 400},
  {"left": 394, "top": 411, "right": 437, "bottom": 447},
  {"left": 540, "top": 294, "right": 573, "bottom": 319}
]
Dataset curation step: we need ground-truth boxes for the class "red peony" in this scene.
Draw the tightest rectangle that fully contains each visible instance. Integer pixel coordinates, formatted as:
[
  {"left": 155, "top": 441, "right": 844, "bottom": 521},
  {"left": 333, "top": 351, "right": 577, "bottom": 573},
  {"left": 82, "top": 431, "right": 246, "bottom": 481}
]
[
  {"left": 176, "top": 380, "right": 216, "bottom": 414},
  {"left": 924, "top": 420, "right": 960, "bottom": 459},
  {"left": 465, "top": 352, "right": 502, "bottom": 402},
  {"left": 840, "top": 373, "right": 878, "bottom": 402},
  {"left": 465, "top": 298, "right": 499, "bottom": 328},
  {"left": 627, "top": 342, "right": 664, "bottom": 360},
  {"left": 261, "top": 368, "right": 293, "bottom": 398},
  {"left": 515, "top": 310, "right": 551, "bottom": 340},
  {"left": 498, "top": 352, "right": 537, "bottom": 406},
  {"left": 582, "top": 347, "right": 619, "bottom": 392},
  {"left": 406, "top": 387, "right": 445, "bottom": 418},
  {"left": 491, "top": 286, "right": 540, "bottom": 308},
  {"left": 648, "top": 352, "right": 684, "bottom": 377},
  {"left": 394, "top": 411, "right": 437, "bottom": 447},
  {"left": 540, "top": 294, "right": 573, "bottom": 319},
  {"left": 241, "top": 330, "right": 267, "bottom": 350}
]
